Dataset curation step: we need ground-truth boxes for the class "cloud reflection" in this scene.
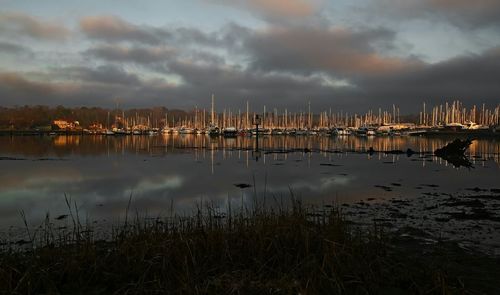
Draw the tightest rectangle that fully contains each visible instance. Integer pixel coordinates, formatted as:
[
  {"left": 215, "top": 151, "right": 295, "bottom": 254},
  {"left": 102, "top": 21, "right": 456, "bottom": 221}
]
[{"left": 0, "top": 135, "right": 498, "bottom": 228}]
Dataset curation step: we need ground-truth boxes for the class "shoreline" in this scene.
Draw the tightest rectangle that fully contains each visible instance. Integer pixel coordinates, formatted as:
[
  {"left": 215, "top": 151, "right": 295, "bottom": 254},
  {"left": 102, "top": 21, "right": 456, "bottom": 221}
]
[
  {"left": 1, "top": 198, "right": 499, "bottom": 294},
  {"left": 1, "top": 129, "right": 500, "bottom": 138},
  {"left": 342, "top": 189, "right": 500, "bottom": 257}
]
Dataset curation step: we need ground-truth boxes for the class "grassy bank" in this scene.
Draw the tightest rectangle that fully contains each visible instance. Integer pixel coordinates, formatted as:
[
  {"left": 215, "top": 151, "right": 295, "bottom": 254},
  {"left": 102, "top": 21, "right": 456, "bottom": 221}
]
[{"left": 0, "top": 200, "right": 498, "bottom": 294}]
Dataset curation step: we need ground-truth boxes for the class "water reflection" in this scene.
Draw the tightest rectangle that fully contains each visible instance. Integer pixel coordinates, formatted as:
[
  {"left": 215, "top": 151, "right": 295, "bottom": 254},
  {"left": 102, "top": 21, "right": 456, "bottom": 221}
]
[
  {"left": 1, "top": 135, "right": 499, "bottom": 163},
  {"left": 0, "top": 135, "right": 499, "bottom": 228}
]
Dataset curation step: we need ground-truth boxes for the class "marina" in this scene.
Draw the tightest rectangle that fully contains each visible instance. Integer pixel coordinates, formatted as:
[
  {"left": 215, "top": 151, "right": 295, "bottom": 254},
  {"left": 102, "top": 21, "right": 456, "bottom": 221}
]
[
  {"left": 1, "top": 100, "right": 500, "bottom": 138},
  {"left": 2, "top": 0, "right": 500, "bottom": 292}
]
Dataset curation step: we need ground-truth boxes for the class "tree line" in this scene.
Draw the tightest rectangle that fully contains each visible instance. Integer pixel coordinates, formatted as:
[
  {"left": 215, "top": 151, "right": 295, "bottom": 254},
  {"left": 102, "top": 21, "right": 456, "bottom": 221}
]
[{"left": 0, "top": 105, "right": 189, "bottom": 130}]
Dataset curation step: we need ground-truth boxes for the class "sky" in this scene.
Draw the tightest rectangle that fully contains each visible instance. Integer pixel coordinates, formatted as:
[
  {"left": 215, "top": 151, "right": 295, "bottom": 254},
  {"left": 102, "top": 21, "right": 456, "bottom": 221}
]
[{"left": 0, "top": 0, "right": 499, "bottom": 113}]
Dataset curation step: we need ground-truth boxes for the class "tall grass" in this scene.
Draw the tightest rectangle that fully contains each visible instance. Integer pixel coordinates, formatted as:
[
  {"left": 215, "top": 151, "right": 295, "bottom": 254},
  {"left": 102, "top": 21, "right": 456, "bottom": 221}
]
[{"left": 0, "top": 197, "right": 479, "bottom": 294}]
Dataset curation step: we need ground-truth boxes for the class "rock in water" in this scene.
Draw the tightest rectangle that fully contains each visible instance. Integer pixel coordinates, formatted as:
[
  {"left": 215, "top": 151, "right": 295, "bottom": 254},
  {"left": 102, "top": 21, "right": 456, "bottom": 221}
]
[
  {"left": 435, "top": 138, "right": 472, "bottom": 156},
  {"left": 434, "top": 138, "right": 473, "bottom": 168}
]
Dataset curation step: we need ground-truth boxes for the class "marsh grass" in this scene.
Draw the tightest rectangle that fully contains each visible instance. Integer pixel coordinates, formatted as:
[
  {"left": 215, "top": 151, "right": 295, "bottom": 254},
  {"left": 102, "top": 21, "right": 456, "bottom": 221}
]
[{"left": 0, "top": 195, "right": 491, "bottom": 294}]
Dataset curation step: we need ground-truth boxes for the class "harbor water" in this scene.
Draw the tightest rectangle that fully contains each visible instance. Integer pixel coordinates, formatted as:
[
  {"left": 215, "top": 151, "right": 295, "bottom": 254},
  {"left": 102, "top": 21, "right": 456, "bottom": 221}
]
[{"left": 0, "top": 134, "right": 499, "bottom": 228}]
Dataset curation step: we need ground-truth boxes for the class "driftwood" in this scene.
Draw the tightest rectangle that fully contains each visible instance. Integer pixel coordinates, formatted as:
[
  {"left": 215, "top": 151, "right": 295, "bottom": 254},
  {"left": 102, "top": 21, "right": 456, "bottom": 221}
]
[{"left": 435, "top": 139, "right": 474, "bottom": 168}]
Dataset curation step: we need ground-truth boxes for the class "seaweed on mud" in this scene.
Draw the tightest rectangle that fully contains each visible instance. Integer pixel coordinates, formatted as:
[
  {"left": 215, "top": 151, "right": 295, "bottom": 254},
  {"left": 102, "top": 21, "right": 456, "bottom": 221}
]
[
  {"left": 446, "top": 208, "right": 500, "bottom": 222},
  {"left": 234, "top": 183, "right": 252, "bottom": 189},
  {"left": 319, "top": 163, "right": 342, "bottom": 167},
  {"left": 374, "top": 185, "right": 393, "bottom": 192}
]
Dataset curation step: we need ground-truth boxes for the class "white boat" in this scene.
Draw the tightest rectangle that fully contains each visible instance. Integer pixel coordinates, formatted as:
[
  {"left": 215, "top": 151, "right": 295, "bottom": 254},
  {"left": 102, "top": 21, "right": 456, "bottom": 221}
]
[
  {"left": 251, "top": 128, "right": 271, "bottom": 135},
  {"left": 271, "top": 128, "right": 284, "bottom": 135},
  {"left": 113, "top": 128, "right": 128, "bottom": 135},
  {"left": 207, "top": 124, "right": 220, "bottom": 136},
  {"left": 331, "top": 127, "right": 351, "bottom": 136},
  {"left": 443, "top": 122, "right": 465, "bottom": 130},
  {"left": 464, "top": 121, "right": 488, "bottom": 130},
  {"left": 407, "top": 129, "right": 427, "bottom": 136},
  {"left": 355, "top": 127, "right": 368, "bottom": 136},
  {"left": 318, "top": 128, "right": 330, "bottom": 135},
  {"left": 295, "top": 129, "right": 307, "bottom": 136},
  {"left": 179, "top": 127, "right": 195, "bottom": 134},
  {"left": 222, "top": 126, "right": 238, "bottom": 137},
  {"left": 355, "top": 126, "right": 376, "bottom": 137}
]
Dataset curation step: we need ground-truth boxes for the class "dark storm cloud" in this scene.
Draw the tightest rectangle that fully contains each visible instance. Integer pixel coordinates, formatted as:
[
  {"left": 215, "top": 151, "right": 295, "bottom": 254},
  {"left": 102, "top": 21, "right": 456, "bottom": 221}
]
[
  {"left": 85, "top": 45, "right": 176, "bottom": 64},
  {"left": 154, "top": 23, "right": 498, "bottom": 111},
  {"left": 170, "top": 27, "right": 220, "bottom": 47},
  {"left": 80, "top": 23, "right": 242, "bottom": 69},
  {"left": 0, "top": 41, "right": 33, "bottom": 56},
  {"left": 370, "top": 0, "right": 500, "bottom": 29},
  {"left": 162, "top": 60, "right": 357, "bottom": 109},
  {"left": 0, "top": 59, "right": 351, "bottom": 110},
  {"left": 168, "top": 60, "right": 317, "bottom": 91},
  {"left": 355, "top": 47, "right": 500, "bottom": 110},
  {"left": 50, "top": 65, "right": 142, "bottom": 86},
  {"left": 0, "top": 72, "right": 57, "bottom": 105},
  {"left": 183, "top": 50, "right": 226, "bottom": 66},
  {"left": 244, "top": 26, "right": 422, "bottom": 75},
  {"left": 2, "top": 43, "right": 498, "bottom": 112},
  {"left": 84, "top": 44, "right": 226, "bottom": 75},
  {"left": 0, "top": 12, "right": 69, "bottom": 41},
  {"left": 158, "top": 43, "right": 500, "bottom": 111},
  {"left": 0, "top": 69, "right": 176, "bottom": 107},
  {"left": 80, "top": 15, "right": 170, "bottom": 45},
  {"left": 79, "top": 15, "right": 243, "bottom": 52},
  {"left": 2, "top": 9, "right": 499, "bottom": 113},
  {"left": 82, "top": 23, "right": 418, "bottom": 77}
]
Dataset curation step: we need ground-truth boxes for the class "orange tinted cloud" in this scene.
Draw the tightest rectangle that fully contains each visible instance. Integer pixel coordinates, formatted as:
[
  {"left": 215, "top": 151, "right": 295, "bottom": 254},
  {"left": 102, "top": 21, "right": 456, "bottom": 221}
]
[
  {"left": 373, "top": 0, "right": 500, "bottom": 28},
  {"left": 210, "top": 0, "right": 320, "bottom": 19},
  {"left": 0, "top": 12, "right": 69, "bottom": 41},
  {"left": 80, "top": 15, "right": 136, "bottom": 37},
  {"left": 0, "top": 73, "right": 55, "bottom": 96},
  {"left": 80, "top": 15, "right": 167, "bottom": 44},
  {"left": 249, "top": 0, "right": 316, "bottom": 17}
]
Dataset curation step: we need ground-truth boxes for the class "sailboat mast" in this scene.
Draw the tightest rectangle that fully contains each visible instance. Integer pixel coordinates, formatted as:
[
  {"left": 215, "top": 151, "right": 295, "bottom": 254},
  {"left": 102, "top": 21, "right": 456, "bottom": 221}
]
[
  {"left": 211, "top": 94, "right": 215, "bottom": 124},
  {"left": 308, "top": 100, "right": 311, "bottom": 129},
  {"left": 246, "top": 100, "right": 249, "bottom": 129}
]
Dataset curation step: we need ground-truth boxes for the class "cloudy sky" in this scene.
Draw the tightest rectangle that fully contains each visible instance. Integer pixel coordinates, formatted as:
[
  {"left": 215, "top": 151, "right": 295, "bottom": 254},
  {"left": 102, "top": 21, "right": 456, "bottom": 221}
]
[{"left": 0, "top": 0, "right": 499, "bottom": 113}]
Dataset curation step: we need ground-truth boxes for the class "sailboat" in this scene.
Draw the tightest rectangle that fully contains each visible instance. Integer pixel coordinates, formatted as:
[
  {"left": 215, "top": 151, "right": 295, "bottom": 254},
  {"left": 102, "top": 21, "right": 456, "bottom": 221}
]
[
  {"left": 208, "top": 94, "right": 220, "bottom": 136},
  {"left": 161, "top": 113, "right": 171, "bottom": 134},
  {"left": 179, "top": 126, "right": 195, "bottom": 134},
  {"left": 222, "top": 126, "right": 238, "bottom": 137},
  {"left": 104, "top": 111, "right": 114, "bottom": 135}
]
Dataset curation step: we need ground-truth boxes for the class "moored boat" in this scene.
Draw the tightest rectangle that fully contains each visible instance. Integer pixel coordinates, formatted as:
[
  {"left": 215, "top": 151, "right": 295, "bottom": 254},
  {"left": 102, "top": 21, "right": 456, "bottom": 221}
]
[
  {"left": 179, "top": 127, "right": 195, "bottom": 134},
  {"left": 207, "top": 124, "right": 220, "bottom": 136},
  {"left": 222, "top": 126, "right": 238, "bottom": 137}
]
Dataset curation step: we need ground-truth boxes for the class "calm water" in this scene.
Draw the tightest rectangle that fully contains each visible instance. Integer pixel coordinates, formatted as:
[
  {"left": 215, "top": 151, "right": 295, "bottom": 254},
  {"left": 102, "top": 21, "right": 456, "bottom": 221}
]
[{"left": 0, "top": 134, "right": 499, "bottom": 227}]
